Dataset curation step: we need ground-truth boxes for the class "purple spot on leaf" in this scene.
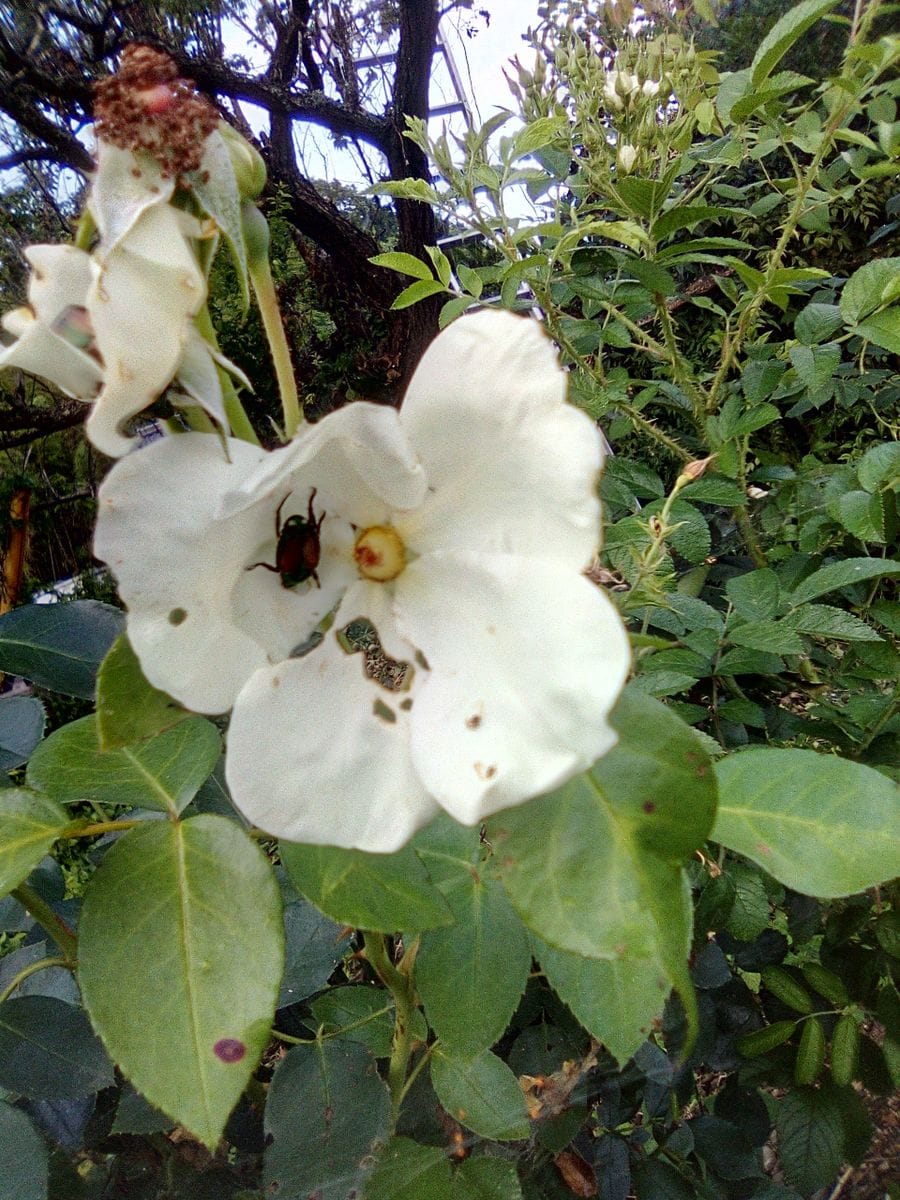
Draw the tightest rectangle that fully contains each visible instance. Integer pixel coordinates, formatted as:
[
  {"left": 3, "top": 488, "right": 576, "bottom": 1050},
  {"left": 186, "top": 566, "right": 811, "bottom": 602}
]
[{"left": 213, "top": 1037, "right": 246, "bottom": 1063}]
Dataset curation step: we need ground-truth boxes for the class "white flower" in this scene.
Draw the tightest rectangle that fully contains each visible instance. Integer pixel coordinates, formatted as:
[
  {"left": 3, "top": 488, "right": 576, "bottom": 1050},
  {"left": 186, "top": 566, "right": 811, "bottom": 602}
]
[
  {"left": 602, "top": 71, "right": 661, "bottom": 111},
  {"left": 0, "top": 245, "right": 104, "bottom": 399},
  {"left": 94, "top": 311, "right": 630, "bottom": 852},
  {"left": 0, "top": 143, "right": 239, "bottom": 457},
  {"left": 617, "top": 143, "right": 638, "bottom": 174}
]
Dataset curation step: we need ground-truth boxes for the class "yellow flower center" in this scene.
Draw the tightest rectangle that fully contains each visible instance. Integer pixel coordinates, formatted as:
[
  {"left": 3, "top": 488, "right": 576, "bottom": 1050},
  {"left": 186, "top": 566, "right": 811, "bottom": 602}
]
[{"left": 354, "top": 525, "right": 406, "bottom": 582}]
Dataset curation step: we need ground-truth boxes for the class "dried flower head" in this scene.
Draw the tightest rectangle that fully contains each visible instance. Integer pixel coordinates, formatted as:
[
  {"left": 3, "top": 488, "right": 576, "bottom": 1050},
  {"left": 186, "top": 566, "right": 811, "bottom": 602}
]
[{"left": 94, "top": 44, "right": 218, "bottom": 177}]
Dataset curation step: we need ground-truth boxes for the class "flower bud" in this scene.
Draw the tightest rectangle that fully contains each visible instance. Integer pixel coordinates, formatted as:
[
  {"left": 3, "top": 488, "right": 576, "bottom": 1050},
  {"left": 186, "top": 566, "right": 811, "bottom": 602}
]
[
  {"left": 219, "top": 121, "right": 267, "bottom": 200},
  {"left": 617, "top": 143, "right": 638, "bottom": 174},
  {"left": 241, "top": 200, "right": 270, "bottom": 267}
]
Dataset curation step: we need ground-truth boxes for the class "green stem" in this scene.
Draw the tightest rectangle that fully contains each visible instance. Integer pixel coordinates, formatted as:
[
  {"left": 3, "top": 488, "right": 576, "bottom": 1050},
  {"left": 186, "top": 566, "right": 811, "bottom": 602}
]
[
  {"left": 247, "top": 257, "right": 302, "bottom": 440},
  {"left": 61, "top": 818, "right": 140, "bottom": 839},
  {"left": 12, "top": 884, "right": 77, "bottom": 965},
  {"left": 0, "top": 956, "right": 69, "bottom": 1004},
  {"left": 363, "top": 931, "right": 417, "bottom": 1124}
]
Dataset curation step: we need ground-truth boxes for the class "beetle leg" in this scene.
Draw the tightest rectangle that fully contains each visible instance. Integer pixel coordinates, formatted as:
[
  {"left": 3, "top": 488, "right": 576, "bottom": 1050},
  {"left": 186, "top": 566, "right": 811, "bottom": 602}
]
[
  {"left": 274, "top": 492, "right": 292, "bottom": 537},
  {"left": 246, "top": 560, "right": 280, "bottom": 574},
  {"left": 306, "top": 487, "right": 318, "bottom": 525}
]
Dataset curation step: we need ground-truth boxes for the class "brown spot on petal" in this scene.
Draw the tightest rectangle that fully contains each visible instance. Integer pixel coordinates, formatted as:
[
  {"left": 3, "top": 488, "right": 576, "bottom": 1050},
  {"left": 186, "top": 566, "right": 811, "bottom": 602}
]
[
  {"left": 465, "top": 713, "right": 482, "bottom": 729},
  {"left": 213, "top": 1038, "right": 245, "bottom": 1063}
]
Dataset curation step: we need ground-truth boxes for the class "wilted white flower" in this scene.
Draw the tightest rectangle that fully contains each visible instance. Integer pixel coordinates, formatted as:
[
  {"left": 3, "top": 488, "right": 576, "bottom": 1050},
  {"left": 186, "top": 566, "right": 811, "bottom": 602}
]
[
  {"left": 95, "top": 311, "right": 630, "bottom": 852},
  {"left": 603, "top": 71, "right": 661, "bottom": 111},
  {"left": 0, "top": 144, "right": 241, "bottom": 457}
]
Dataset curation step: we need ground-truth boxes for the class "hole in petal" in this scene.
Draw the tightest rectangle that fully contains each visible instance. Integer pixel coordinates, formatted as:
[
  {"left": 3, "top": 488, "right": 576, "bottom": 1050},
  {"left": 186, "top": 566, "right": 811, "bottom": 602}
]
[
  {"left": 399, "top": 698, "right": 413, "bottom": 711},
  {"left": 373, "top": 699, "right": 396, "bottom": 723},
  {"left": 168, "top": 607, "right": 188, "bottom": 626},
  {"left": 414, "top": 649, "right": 430, "bottom": 671},
  {"left": 289, "top": 630, "right": 324, "bottom": 658},
  {"left": 337, "top": 618, "right": 412, "bottom": 693}
]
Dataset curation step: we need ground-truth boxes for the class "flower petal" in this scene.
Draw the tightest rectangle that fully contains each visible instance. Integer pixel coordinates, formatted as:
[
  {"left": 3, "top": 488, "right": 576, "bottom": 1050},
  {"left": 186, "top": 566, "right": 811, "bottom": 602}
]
[
  {"left": 219, "top": 401, "right": 427, "bottom": 527},
  {"left": 0, "top": 317, "right": 103, "bottom": 399},
  {"left": 226, "top": 605, "right": 440, "bottom": 851},
  {"left": 22, "top": 244, "right": 95, "bottom": 320},
  {"left": 88, "top": 143, "right": 175, "bottom": 251},
  {"left": 396, "top": 311, "right": 604, "bottom": 566},
  {"left": 86, "top": 204, "right": 207, "bottom": 455},
  {"left": 394, "top": 550, "right": 631, "bottom": 825}
]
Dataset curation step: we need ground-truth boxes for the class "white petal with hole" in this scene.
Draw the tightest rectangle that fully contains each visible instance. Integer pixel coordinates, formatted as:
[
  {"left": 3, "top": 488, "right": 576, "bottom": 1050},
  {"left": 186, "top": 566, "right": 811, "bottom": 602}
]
[
  {"left": 226, "top": 608, "right": 440, "bottom": 851},
  {"left": 394, "top": 551, "right": 630, "bottom": 825}
]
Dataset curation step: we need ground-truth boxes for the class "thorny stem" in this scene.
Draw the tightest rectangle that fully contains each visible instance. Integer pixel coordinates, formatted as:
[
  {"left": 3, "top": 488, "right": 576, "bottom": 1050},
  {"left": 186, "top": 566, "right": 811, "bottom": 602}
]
[
  {"left": 362, "top": 931, "right": 418, "bottom": 1124},
  {"left": 12, "top": 883, "right": 77, "bottom": 966},
  {"left": 0, "top": 956, "right": 69, "bottom": 1004}
]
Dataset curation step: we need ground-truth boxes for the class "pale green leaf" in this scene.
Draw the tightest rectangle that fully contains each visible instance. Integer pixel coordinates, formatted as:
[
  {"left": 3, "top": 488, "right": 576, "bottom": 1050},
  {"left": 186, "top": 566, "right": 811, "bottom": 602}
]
[
  {"left": 416, "top": 874, "right": 531, "bottom": 1058},
  {"left": 27, "top": 715, "right": 220, "bottom": 817},
  {"left": 95, "top": 634, "right": 187, "bottom": 751},
  {"left": 280, "top": 837, "right": 452, "bottom": 932},
  {"left": 713, "top": 749, "right": 900, "bottom": 896},
  {"left": 727, "top": 619, "right": 806, "bottom": 655},
  {"left": 0, "top": 788, "right": 69, "bottom": 900},
  {"left": 726, "top": 570, "right": 781, "bottom": 621},
  {"left": 751, "top": 0, "right": 839, "bottom": 86},
  {"left": 858, "top": 443, "right": 900, "bottom": 493},
  {"left": 854, "top": 308, "right": 900, "bottom": 355},
  {"left": 78, "top": 815, "right": 283, "bottom": 1148},
  {"left": 841, "top": 257, "right": 900, "bottom": 324},
  {"left": 189, "top": 127, "right": 249, "bottom": 308},
  {"left": 784, "top": 604, "right": 882, "bottom": 642},
  {"left": 790, "top": 558, "right": 900, "bottom": 604},
  {"left": 369, "top": 251, "right": 433, "bottom": 281},
  {"left": 431, "top": 1049, "right": 531, "bottom": 1141},
  {"left": 391, "top": 279, "right": 448, "bottom": 309}
]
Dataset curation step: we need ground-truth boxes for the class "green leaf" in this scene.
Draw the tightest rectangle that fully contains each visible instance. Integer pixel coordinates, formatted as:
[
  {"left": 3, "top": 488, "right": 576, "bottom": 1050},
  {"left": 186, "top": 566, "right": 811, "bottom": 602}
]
[
  {"left": 454, "top": 1156, "right": 523, "bottom": 1200},
  {"left": 725, "top": 862, "right": 770, "bottom": 941},
  {"left": 27, "top": 715, "right": 221, "bottom": 817},
  {"left": 784, "top": 604, "right": 882, "bottom": 642},
  {"left": 416, "top": 873, "right": 531, "bottom": 1058},
  {"left": 726, "top": 570, "right": 781, "bottom": 621},
  {"left": 487, "top": 689, "right": 715, "bottom": 957},
  {"left": 840, "top": 257, "right": 900, "bottom": 324},
  {"left": 456, "top": 264, "right": 484, "bottom": 299},
  {"left": 652, "top": 205, "right": 742, "bottom": 240},
  {"left": 425, "top": 246, "right": 452, "bottom": 288},
  {"left": 777, "top": 1085, "right": 844, "bottom": 1195},
  {"left": 858, "top": 443, "right": 900, "bottom": 493},
  {"left": 511, "top": 115, "right": 567, "bottom": 160},
  {"left": 367, "top": 1138, "right": 453, "bottom": 1200},
  {"left": 307, "top": 986, "right": 425, "bottom": 1058},
  {"left": 391, "top": 279, "right": 448, "bottom": 309},
  {"left": 0, "top": 1101, "right": 48, "bottom": 1200},
  {"left": 369, "top": 251, "right": 434, "bottom": 281},
  {"left": 439, "top": 295, "right": 477, "bottom": 328},
  {"left": 264, "top": 1040, "right": 390, "bottom": 1200},
  {"left": 728, "top": 619, "right": 806, "bottom": 655},
  {"left": 854, "top": 307, "right": 900, "bottom": 355},
  {"left": 280, "top": 837, "right": 452, "bottom": 933},
  {"left": 95, "top": 634, "right": 187, "bottom": 750},
  {"left": 0, "top": 695, "right": 44, "bottom": 772},
  {"left": 795, "top": 302, "right": 843, "bottom": 345},
  {"left": 790, "top": 558, "right": 900, "bottom": 604},
  {"left": 533, "top": 919, "right": 680, "bottom": 1064},
  {"left": 0, "top": 995, "right": 114, "bottom": 1098},
  {"left": 680, "top": 475, "right": 747, "bottom": 506},
  {"left": 0, "top": 788, "right": 69, "bottom": 900},
  {"left": 0, "top": 601, "right": 123, "bottom": 699},
  {"left": 835, "top": 490, "right": 885, "bottom": 542},
  {"left": 713, "top": 749, "right": 900, "bottom": 896},
  {"left": 78, "top": 815, "right": 283, "bottom": 1148},
  {"left": 431, "top": 1048, "right": 531, "bottom": 1141},
  {"left": 189, "top": 127, "right": 249, "bottom": 308}
]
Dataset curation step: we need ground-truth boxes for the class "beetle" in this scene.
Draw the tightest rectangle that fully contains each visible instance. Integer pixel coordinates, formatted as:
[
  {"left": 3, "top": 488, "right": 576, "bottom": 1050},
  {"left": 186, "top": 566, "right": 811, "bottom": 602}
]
[{"left": 246, "top": 488, "right": 325, "bottom": 588}]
